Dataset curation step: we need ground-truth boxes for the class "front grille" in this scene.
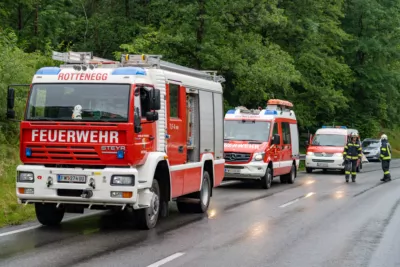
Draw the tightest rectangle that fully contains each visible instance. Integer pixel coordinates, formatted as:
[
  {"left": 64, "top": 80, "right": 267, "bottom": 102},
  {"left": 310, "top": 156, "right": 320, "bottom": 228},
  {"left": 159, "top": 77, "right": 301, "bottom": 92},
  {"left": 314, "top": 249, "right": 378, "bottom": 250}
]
[
  {"left": 27, "top": 145, "right": 100, "bottom": 161},
  {"left": 314, "top": 153, "right": 333, "bottom": 157},
  {"left": 312, "top": 159, "right": 335, "bottom": 163},
  {"left": 57, "top": 189, "right": 83, "bottom": 197},
  {"left": 224, "top": 152, "right": 251, "bottom": 162}
]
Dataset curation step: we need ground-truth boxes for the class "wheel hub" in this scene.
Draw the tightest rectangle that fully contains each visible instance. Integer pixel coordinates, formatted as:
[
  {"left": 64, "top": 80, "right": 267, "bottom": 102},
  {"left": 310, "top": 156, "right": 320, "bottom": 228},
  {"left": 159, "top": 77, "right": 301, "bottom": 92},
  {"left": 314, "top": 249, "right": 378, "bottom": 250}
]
[
  {"left": 200, "top": 178, "right": 210, "bottom": 206},
  {"left": 149, "top": 193, "right": 159, "bottom": 221}
]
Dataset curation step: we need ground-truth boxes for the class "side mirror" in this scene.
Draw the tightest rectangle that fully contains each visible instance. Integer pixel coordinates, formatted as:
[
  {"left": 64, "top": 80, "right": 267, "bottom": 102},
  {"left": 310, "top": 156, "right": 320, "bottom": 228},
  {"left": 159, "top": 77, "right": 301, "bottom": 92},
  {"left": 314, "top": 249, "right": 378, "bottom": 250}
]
[
  {"left": 148, "top": 89, "right": 161, "bottom": 110},
  {"left": 134, "top": 107, "right": 142, "bottom": 133},
  {"left": 146, "top": 111, "right": 159, "bottom": 121},
  {"left": 272, "top": 134, "right": 280, "bottom": 145},
  {"left": 6, "top": 87, "right": 15, "bottom": 119},
  {"left": 7, "top": 87, "right": 15, "bottom": 109},
  {"left": 304, "top": 141, "right": 309, "bottom": 147}
]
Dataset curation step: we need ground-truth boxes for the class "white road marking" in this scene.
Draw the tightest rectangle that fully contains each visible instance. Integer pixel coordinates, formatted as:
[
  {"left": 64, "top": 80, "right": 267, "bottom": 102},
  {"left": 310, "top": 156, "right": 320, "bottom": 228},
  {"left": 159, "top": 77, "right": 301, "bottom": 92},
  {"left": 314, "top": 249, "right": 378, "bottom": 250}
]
[
  {"left": 0, "top": 211, "right": 103, "bottom": 238},
  {"left": 147, "top": 252, "right": 185, "bottom": 267},
  {"left": 279, "top": 192, "right": 316, "bottom": 208}
]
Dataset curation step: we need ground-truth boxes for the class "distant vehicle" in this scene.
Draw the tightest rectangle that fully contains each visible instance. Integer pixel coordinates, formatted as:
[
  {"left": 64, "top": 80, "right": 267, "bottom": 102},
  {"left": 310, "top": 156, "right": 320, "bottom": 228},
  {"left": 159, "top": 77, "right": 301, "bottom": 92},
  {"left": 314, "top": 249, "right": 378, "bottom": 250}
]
[
  {"left": 223, "top": 99, "right": 300, "bottom": 189},
  {"left": 362, "top": 138, "right": 381, "bottom": 162},
  {"left": 305, "top": 126, "right": 362, "bottom": 173}
]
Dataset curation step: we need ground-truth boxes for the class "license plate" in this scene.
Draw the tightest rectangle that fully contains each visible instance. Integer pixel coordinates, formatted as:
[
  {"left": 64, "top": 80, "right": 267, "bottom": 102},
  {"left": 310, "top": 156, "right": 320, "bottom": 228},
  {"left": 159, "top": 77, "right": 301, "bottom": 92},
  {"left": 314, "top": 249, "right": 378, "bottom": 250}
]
[
  {"left": 57, "top": 174, "right": 87, "bottom": 183},
  {"left": 317, "top": 163, "right": 328, "bottom": 167},
  {"left": 225, "top": 168, "right": 241, "bottom": 174}
]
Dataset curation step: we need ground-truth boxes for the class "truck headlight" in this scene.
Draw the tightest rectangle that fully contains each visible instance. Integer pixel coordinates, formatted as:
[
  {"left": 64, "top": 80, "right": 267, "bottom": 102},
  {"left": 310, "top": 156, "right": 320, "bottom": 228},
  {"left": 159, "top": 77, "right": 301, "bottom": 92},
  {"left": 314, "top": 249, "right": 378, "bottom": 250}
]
[
  {"left": 307, "top": 152, "right": 314, "bottom": 156},
  {"left": 253, "top": 152, "right": 265, "bottom": 161},
  {"left": 110, "top": 175, "right": 135, "bottom": 186},
  {"left": 18, "top": 172, "right": 34, "bottom": 183}
]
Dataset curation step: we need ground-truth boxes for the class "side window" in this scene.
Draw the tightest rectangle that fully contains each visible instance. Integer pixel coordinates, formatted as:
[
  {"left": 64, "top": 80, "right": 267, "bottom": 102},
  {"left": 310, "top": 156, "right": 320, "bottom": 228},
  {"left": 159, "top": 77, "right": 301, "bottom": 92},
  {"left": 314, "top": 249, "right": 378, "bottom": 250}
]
[
  {"left": 282, "top": 122, "right": 291, "bottom": 144},
  {"left": 272, "top": 122, "right": 279, "bottom": 136},
  {"left": 169, "top": 84, "right": 179, "bottom": 118}
]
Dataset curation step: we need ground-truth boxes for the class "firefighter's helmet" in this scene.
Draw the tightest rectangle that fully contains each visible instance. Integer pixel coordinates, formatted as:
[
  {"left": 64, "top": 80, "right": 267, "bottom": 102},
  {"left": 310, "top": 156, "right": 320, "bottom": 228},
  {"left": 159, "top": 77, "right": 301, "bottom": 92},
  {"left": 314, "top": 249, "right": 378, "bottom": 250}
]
[
  {"left": 351, "top": 132, "right": 358, "bottom": 138},
  {"left": 381, "top": 134, "right": 388, "bottom": 140}
]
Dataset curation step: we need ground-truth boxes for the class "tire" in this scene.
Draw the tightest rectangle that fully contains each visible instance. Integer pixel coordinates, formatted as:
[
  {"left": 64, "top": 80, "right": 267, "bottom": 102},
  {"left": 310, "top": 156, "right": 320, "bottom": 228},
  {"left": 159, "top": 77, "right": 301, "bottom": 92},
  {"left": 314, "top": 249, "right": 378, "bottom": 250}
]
[
  {"left": 323, "top": 168, "right": 328, "bottom": 173},
  {"left": 306, "top": 167, "right": 313, "bottom": 173},
  {"left": 177, "top": 171, "right": 211, "bottom": 213},
  {"left": 260, "top": 167, "right": 272, "bottom": 189},
  {"left": 35, "top": 203, "right": 65, "bottom": 226},
  {"left": 136, "top": 179, "right": 160, "bottom": 230},
  {"left": 286, "top": 165, "right": 296, "bottom": 184}
]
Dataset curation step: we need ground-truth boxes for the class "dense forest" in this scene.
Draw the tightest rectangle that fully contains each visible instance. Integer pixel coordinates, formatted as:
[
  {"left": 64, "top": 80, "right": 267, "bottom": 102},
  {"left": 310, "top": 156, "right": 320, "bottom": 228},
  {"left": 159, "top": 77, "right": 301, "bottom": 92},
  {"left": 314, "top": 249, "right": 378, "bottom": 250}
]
[{"left": 1, "top": 0, "right": 400, "bottom": 142}]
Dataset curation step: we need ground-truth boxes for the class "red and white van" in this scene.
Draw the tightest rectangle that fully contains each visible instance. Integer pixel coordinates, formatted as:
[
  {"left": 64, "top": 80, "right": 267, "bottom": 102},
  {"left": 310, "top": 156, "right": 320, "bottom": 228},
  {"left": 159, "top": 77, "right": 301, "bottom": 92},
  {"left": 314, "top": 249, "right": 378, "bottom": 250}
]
[
  {"left": 223, "top": 99, "right": 300, "bottom": 189},
  {"left": 305, "top": 126, "right": 363, "bottom": 173}
]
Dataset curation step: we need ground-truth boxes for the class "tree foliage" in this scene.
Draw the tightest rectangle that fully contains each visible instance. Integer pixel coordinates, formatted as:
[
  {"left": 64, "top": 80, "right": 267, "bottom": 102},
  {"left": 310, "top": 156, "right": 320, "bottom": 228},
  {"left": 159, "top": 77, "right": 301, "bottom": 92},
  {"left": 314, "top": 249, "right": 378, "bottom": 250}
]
[{"left": 1, "top": 0, "right": 400, "bottom": 138}]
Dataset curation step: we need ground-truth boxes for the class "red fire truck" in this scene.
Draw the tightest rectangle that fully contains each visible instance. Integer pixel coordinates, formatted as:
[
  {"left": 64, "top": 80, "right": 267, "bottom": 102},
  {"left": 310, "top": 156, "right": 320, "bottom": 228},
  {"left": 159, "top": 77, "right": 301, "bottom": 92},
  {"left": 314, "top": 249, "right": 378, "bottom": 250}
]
[{"left": 6, "top": 51, "right": 225, "bottom": 229}]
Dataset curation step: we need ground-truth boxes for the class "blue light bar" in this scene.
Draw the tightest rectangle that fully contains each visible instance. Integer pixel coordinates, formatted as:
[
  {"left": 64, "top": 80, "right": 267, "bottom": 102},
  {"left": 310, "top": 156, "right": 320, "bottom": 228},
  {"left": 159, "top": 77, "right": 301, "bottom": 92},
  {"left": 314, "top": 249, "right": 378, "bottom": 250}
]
[
  {"left": 117, "top": 150, "right": 125, "bottom": 159},
  {"left": 36, "top": 67, "right": 61, "bottom": 75},
  {"left": 226, "top": 109, "right": 235, "bottom": 114},
  {"left": 25, "top": 148, "right": 32, "bottom": 157},
  {"left": 112, "top": 67, "right": 146, "bottom": 76},
  {"left": 264, "top": 110, "right": 278, "bottom": 115}
]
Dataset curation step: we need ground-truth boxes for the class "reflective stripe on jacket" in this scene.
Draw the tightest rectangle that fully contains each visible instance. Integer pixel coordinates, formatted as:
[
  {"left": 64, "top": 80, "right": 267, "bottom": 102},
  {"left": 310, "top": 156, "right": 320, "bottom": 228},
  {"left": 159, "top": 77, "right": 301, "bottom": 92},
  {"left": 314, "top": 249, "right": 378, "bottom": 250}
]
[
  {"left": 380, "top": 141, "right": 392, "bottom": 160},
  {"left": 343, "top": 141, "right": 362, "bottom": 160}
]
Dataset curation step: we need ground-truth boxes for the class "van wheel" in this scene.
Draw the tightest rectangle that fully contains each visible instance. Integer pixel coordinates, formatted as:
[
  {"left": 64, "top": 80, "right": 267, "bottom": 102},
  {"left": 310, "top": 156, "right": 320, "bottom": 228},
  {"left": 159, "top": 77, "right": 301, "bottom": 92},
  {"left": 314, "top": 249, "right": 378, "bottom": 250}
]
[
  {"left": 260, "top": 167, "right": 272, "bottom": 189},
  {"left": 136, "top": 179, "right": 160, "bottom": 230},
  {"left": 306, "top": 167, "right": 313, "bottom": 173},
  {"left": 286, "top": 165, "right": 296, "bottom": 184},
  {"left": 177, "top": 171, "right": 211, "bottom": 213},
  {"left": 35, "top": 203, "right": 65, "bottom": 226}
]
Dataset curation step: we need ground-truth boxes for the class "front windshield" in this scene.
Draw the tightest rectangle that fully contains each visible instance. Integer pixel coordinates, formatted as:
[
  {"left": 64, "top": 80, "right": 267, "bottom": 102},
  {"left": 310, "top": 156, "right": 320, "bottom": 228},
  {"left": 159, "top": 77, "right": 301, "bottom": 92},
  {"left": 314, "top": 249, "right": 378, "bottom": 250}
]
[
  {"left": 362, "top": 140, "right": 380, "bottom": 148},
  {"left": 26, "top": 84, "right": 130, "bottom": 122},
  {"left": 224, "top": 120, "right": 271, "bottom": 142},
  {"left": 312, "top": 134, "right": 346, "bottom": 147}
]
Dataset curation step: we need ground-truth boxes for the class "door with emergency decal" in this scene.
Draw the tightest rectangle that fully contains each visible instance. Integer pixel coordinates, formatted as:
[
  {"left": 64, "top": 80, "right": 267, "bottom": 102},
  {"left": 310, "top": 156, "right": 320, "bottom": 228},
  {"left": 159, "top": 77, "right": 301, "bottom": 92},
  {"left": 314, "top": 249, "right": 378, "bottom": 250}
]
[
  {"left": 269, "top": 122, "right": 282, "bottom": 175},
  {"left": 280, "top": 122, "right": 292, "bottom": 174},
  {"left": 166, "top": 83, "right": 187, "bottom": 165},
  {"left": 166, "top": 83, "right": 187, "bottom": 198}
]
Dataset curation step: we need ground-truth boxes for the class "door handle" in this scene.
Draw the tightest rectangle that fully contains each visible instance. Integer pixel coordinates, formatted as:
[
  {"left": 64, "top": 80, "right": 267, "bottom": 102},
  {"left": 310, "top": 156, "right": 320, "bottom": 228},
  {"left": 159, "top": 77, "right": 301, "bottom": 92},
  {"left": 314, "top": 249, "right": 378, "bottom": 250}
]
[{"left": 178, "top": 146, "right": 184, "bottom": 153}]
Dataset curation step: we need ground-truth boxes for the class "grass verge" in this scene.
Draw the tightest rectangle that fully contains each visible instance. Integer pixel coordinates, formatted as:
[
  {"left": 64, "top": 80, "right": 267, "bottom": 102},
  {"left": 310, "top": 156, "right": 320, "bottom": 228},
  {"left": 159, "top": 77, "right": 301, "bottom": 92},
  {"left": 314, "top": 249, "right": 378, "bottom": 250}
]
[
  {"left": 0, "top": 145, "right": 35, "bottom": 228},
  {"left": 385, "top": 128, "right": 400, "bottom": 158}
]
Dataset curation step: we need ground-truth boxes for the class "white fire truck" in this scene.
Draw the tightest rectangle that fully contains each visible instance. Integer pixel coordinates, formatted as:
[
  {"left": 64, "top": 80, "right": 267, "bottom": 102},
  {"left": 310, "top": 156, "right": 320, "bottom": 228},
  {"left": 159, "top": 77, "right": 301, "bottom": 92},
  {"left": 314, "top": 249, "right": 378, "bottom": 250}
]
[
  {"left": 6, "top": 51, "right": 225, "bottom": 229},
  {"left": 223, "top": 99, "right": 300, "bottom": 188}
]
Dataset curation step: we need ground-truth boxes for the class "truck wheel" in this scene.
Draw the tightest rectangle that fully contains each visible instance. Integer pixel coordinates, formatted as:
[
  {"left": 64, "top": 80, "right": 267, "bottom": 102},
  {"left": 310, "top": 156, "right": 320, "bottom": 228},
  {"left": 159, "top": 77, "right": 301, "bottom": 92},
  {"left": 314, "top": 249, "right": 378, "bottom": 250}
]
[
  {"left": 35, "top": 203, "right": 65, "bottom": 226},
  {"left": 260, "top": 167, "right": 272, "bottom": 189},
  {"left": 136, "top": 179, "right": 160, "bottom": 230},
  {"left": 177, "top": 171, "right": 211, "bottom": 213},
  {"left": 306, "top": 167, "right": 313, "bottom": 173}
]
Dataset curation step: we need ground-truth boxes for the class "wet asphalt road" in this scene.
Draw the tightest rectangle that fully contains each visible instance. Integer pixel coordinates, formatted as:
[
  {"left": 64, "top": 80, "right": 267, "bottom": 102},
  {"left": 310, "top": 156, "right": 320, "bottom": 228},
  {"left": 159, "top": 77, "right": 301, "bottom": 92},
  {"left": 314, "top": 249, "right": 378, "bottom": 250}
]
[{"left": 1, "top": 161, "right": 400, "bottom": 267}]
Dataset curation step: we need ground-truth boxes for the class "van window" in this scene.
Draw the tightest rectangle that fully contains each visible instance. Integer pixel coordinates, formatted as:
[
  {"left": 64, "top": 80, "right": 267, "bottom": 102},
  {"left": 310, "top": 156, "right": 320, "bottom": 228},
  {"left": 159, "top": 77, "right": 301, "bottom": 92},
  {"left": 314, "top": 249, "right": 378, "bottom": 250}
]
[
  {"left": 272, "top": 122, "right": 279, "bottom": 136},
  {"left": 282, "top": 122, "right": 291, "bottom": 144}
]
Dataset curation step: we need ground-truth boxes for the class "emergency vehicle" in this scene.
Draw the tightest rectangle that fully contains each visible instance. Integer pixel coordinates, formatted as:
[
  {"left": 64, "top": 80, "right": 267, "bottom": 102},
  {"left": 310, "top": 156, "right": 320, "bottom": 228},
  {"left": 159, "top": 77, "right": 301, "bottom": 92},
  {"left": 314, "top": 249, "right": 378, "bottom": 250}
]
[
  {"left": 6, "top": 51, "right": 225, "bottom": 229},
  {"left": 223, "top": 100, "right": 300, "bottom": 189},
  {"left": 305, "top": 126, "right": 363, "bottom": 173}
]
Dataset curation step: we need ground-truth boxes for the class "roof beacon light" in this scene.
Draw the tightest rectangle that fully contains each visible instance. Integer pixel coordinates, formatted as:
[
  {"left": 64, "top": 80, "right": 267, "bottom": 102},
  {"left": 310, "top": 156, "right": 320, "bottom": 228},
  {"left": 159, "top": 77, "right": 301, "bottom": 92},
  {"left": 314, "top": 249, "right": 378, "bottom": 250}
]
[{"left": 267, "top": 99, "right": 293, "bottom": 108}]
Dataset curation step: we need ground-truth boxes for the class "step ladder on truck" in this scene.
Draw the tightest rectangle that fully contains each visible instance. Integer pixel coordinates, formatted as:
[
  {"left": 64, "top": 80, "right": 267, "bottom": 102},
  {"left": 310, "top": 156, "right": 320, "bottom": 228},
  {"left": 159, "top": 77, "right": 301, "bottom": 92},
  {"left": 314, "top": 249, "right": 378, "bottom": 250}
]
[{"left": 6, "top": 51, "right": 226, "bottom": 229}]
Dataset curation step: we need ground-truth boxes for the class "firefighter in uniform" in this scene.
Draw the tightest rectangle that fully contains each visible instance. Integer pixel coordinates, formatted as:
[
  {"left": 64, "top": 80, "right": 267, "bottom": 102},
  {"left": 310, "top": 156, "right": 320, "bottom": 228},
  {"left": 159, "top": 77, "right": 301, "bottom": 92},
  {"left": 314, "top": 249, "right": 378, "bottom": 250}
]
[
  {"left": 380, "top": 134, "right": 392, "bottom": 182},
  {"left": 343, "top": 132, "right": 362, "bottom": 182}
]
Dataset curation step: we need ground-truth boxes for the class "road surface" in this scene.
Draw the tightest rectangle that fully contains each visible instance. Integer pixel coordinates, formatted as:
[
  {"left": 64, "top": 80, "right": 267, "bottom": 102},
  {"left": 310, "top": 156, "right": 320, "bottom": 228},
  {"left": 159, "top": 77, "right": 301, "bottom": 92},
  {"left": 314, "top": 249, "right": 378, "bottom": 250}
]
[{"left": 1, "top": 161, "right": 400, "bottom": 267}]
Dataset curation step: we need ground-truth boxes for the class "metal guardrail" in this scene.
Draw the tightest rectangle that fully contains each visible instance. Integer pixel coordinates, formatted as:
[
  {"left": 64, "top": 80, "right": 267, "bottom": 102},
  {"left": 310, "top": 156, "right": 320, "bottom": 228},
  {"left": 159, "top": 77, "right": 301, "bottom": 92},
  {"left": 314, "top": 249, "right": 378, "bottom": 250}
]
[{"left": 300, "top": 154, "right": 306, "bottom": 160}]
